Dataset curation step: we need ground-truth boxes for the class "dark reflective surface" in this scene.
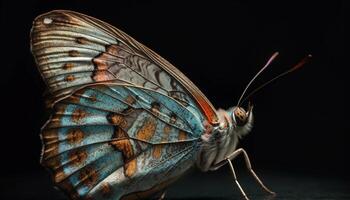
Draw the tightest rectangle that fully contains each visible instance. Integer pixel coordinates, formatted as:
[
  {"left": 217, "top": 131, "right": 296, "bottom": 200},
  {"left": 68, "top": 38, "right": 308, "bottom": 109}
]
[{"left": 2, "top": 168, "right": 349, "bottom": 200}]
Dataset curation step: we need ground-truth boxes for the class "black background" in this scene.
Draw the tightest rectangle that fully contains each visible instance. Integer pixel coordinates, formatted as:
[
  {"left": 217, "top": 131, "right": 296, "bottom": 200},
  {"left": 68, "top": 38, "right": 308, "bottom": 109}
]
[{"left": 0, "top": 0, "right": 347, "bottom": 199}]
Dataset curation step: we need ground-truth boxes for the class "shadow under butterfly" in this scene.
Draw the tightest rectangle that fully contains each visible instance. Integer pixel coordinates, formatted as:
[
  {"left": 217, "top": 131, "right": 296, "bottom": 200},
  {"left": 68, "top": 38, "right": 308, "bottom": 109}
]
[{"left": 30, "top": 10, "right": 311, "bottom": 200}]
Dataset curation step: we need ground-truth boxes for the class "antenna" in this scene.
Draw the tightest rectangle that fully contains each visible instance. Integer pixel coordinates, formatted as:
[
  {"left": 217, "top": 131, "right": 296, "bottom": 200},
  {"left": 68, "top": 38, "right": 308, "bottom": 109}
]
[
  {"left": 237, "top": 52, "right": 279, "bottom": 106},
  {"left": 240, "top": 54, "right": 312, "bottom": 105}
]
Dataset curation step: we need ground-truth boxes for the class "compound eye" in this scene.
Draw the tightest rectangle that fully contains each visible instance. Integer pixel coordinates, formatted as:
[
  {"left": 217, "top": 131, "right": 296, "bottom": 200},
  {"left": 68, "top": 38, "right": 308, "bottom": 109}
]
[{"left": 233, "top": 107, "right": 247, "bottom": 126}]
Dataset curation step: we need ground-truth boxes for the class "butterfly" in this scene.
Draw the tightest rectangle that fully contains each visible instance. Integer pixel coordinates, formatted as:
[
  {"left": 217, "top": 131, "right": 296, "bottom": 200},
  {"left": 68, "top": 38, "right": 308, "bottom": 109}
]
[{"left": 31, "top": 10, "right": 310, "bottom": 200}]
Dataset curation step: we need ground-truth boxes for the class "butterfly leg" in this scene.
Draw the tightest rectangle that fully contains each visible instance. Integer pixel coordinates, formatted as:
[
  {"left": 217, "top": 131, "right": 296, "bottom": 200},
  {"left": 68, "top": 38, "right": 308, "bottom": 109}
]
[
  {"left": 225, "top": 148, "right": 276, "bottom": 196},
  {"left": 226, "top": 158, "right": 250, "bottom": 200}
]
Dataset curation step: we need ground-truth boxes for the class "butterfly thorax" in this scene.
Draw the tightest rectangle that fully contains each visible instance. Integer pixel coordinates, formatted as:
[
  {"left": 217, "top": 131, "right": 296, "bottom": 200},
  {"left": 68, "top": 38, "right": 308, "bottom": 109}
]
[{"left": 196, "top": 107, "right": 253, "bottom": 172}]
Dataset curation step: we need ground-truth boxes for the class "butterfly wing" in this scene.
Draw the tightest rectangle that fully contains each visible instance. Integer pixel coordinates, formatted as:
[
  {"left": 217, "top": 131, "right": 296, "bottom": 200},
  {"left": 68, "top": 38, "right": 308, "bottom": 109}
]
[
  {"left": 41, "top": 84, "right": 201, "bottom": 199},
  {"left": 31, "top": 10, "right": 219, "bottom": 124},
  {"left": 31, "top": 10, "right": 218, "bottom": 199}
]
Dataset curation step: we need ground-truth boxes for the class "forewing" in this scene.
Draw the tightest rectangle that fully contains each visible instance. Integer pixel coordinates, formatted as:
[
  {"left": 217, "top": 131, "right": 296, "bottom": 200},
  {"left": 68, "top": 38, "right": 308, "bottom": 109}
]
[
  {"left": 31, "top": 10, "right": 218, "bottom": 124},
  {"left": 41, "top": 84, "right": 201, "bottom": 199}
]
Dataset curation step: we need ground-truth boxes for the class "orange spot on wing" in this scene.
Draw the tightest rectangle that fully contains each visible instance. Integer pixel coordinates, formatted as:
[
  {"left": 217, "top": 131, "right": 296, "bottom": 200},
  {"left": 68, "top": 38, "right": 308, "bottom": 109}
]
[
  {"left": 136, "top": 118, "right": 157, "bottom": 141},
  {"left": 76, "top": 37, "right": 89, "bottom": 44},
  {"left": 79, "top": 167, "right": 98, "bottom": 187},
  {"left": 63, "top": 63, "right": 74, "bottom": 70},
  {"left": 68, "top": 150, "right": 88, "bottom": 166},
  {"left": 71, "top": 108, "right": 87, "bottom": 123},
  {"left": 65, "top": 75, "right": 75, "bottom": 82},
  {"left": 106, "top": 45, "right": 120, "bottom": 56},
  {"left": 108, "top": 113, "right": 128, "bottom": 129},
  {"left": 54, "top": 169, "right": 66, "bottom": 183},
  {"left": 92, "top": 71, "right": 111, "bottom": 81},
  {"left": 125, "top": 159, "right": 137, "bottom": 177},
  {"left": 110, "top": 139, "right": 134, "bottom": 158},
  {"left": 67, "top": 129, "right": 84, "bottom": 144},
  {"left": 92, "top": 45, "right": 125, "bottom": 73},
  {"left": 125, "top": 95, "right": 136, "bottom": 105},
  {"left": 68, "top": 50, "right": 79, "bottom": 57},
  {"left": 178, "top": 130, "right": 187, "bottom": 141},
  {"left": 152, "top": 145, "right": 163, "bottom": 159}
]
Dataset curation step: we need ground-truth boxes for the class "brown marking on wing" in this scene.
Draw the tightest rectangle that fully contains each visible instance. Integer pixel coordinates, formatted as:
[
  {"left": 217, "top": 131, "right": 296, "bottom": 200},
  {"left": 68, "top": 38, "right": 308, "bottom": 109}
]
[
  {"left": 65, "top": 89, "right": 85, "bottom": 104},
  {"left": 68, "top": 150, "right": 88, "bottom": 166},
  {"left": 65, "top": 75, "right": 75, "bottom": 82},
  {"left": 178, "top": 130, "right": 187, "bottom": 141},
  {"left": 125, "top": 159, "right": 137, "bottom": 178},
  {"left": 107, "top": 45, "right": 121, "bottom": 56},
  {"left": 42, "top": 140, "right": 59, "bottom": 159},
  {"left": 93, "top": 58, "right": 109, "bottom": 71},
  {"left": 92, "top": 71, "right": 111, "bottom": 82},
  {"left": 100, "top": 182, "right": 113, "bottom": 198},
  {"left": 109, "top": 127, "right": 137, "bottom": 177},
  {"left": 53, "top": 169, "right": 66, "bottom": 183},
  {"left": 136, "top": 118, "right": 157, "bottom": 141},
  {"left": 67, "top": 89, "right": 97, "bottom": 104},
  {"left": 91, "top": 44, "right": 131, "bottom": 82},
  {"left": 71, "top": 108, "right": 87, "bottom": 123},
  {"left": 49, "top": 104, "right": 67, "bottom": 127},
  {"left": 67, "top": 129, "right": 84, "bottom": 144},
  {"left": 42, "top": 129, "right": 59, "bottom": 145},
  {"left": 79, "top": 167, "right": 98, "bottom": 187},
  {"left": 125, "top": 95, "right": 136, "bottom": 105},
  {"left": 89, "top": 95, "right": 97, "bottom": 103},
  {"left": 107, "top": 113, "right": 128, "bottom": 129},
  {"left": 152, "top": 145, "right": 162, "bottom": 159},
  {"left": 107, "top": 44, "right": 131, "bottom": 58},
  {"left": 68, "top": 50, "right": 79, "bottom": 57},
  {"left": 92, "top": 45, "right": 125, "bottom": 71},
  {"left": 66, "top": 95, "right": 80, "bottom": 104},
  {"left": 76, "top": 37, "right": 89, "bottom": 44},
  {"left": 63, "top": 63, "right": 74, "bottom": 70},
  {"left": 109, "top": 138, "right": 133, "bottom": 157}
]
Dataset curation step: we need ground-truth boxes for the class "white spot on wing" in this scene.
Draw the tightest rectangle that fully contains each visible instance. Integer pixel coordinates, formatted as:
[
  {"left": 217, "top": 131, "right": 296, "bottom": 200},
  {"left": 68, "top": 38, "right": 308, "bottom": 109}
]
[{"left": 43, "top": 17, "right": 53, "bottom": 24}]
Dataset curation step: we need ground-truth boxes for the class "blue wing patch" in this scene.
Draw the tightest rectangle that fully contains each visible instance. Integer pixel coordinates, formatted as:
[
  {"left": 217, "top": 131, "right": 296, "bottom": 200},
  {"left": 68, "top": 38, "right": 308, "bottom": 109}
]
[{"left": 41, "top": 84, "right": 204, "bottom": 199}]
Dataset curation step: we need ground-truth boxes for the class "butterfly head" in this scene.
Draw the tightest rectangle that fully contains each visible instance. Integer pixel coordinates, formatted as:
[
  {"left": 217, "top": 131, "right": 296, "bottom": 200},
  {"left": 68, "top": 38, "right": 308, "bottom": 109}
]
[
  {"left": 232, "top": 107, "right": 248, "bottom": 126},
  {"left": 230, "top": 103, "right": 254, "bottom": 136}
]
